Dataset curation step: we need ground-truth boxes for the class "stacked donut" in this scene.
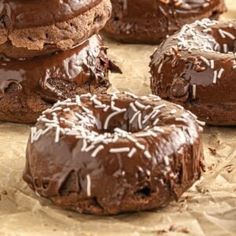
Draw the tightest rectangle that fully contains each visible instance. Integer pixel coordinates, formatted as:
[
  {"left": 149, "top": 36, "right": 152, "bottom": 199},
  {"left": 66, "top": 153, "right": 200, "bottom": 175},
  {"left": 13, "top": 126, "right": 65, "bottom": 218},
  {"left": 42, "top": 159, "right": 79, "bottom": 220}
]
[{"left": 0, "top": 0, "right": 114, "bottom": 123}]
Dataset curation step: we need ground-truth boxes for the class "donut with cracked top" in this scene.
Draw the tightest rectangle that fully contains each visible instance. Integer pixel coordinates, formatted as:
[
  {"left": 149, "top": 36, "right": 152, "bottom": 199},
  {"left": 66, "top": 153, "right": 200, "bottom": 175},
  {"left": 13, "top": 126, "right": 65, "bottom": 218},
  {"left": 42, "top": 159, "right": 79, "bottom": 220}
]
[
  {"left": 0, "top": 0, "right": 111, "bottom": 57},
  {"left": 150, "top": 19, "right": 236, "bottom": 125},
  {"left": 23, "top": 92, "right": 204, "bottom": 215}
]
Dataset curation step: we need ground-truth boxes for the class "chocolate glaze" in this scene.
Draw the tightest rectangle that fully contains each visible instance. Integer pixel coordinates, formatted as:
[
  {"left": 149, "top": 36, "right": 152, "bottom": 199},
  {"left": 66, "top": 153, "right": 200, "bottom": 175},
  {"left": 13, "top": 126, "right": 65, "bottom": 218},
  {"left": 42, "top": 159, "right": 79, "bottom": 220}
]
[
  {"left": 0, "top": 0, "right": 102, "bottom": 29},
  {"left": 0, "top": 35, "right": 115, "bottom": 123},
  {"left": 150, "top": 19, "right": 236, "bottom": 125},
  {"left": 23, "top": 93, "right": 204, "bottom": 215},
  {"left": 104, "top": 0, "right": 226, "bottom": 44}
]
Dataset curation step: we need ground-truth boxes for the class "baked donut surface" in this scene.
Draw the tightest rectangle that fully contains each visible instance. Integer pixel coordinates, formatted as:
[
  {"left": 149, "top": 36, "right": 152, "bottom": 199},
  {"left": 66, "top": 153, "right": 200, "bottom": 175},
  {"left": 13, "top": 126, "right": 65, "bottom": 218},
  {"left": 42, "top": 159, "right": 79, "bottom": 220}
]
[
  {"left": 23, "top": 92, "right": 204, "bottom": 215},
  {"left": 0, "top": 0, "right": 111, "bottom": 52},
  {"left": 150, "top": 19, "right": 236, "bottom": 125},
  {"left": 104, "top": 0, "right": 226, "bottom": 44},
  {"left": 0, "top": 35, "right": 112, "bottom": 123}
]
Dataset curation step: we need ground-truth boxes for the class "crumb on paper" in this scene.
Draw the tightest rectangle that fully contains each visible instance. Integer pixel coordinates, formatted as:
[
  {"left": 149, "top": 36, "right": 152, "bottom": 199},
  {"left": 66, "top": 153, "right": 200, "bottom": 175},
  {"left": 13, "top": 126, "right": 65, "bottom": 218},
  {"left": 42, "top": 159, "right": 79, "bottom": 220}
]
[
  {"left": 208, "top": 147, "right": 217, "bottom": 155},
  {"left": 155, "top": 224, "right": 190, "bottom": 234}
]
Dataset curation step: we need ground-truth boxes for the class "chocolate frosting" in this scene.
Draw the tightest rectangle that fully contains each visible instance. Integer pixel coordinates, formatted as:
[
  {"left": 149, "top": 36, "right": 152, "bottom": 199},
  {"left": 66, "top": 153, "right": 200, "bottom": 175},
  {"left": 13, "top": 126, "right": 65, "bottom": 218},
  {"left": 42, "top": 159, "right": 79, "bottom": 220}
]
[
  {"left": 0, "top": 34, "right": 114, "bottom": 123},
  {"left": 104, "top": 0, "right": 226, "bottom": 43},
  {"left": 0, "top": 0, "right": 102, "bottom": 29},
  {"left": 23, "top": 92, "right": 204, "bottom": 215},
  {"left": 150, "top": 19, "right": 236, "bottom": 125}
]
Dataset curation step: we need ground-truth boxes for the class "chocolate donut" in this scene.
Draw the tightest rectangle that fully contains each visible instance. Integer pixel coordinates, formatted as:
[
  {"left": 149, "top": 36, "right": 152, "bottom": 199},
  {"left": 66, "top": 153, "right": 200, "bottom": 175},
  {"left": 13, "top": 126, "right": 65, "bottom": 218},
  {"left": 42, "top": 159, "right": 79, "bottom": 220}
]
[
  {"left": 104, "top": 0, "right": 226, "bottom": 44},
  {"left": 0, "top": 35, "right": 114, "bottom": 123},
  {"left": 150, "top": 19, "right": 236, "bottom": 125},
  {"left": 0, "top": 0, "right": 111, "bottom": 53},
  {"left": 23, "top": 92, "right": 204, "bottom": 215}
]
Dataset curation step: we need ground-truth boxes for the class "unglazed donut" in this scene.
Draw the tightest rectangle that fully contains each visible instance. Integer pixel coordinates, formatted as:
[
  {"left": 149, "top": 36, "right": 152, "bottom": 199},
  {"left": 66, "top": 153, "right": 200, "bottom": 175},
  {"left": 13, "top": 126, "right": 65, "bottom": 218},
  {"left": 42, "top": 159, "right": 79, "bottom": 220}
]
[
  {"left": 23, "top": 92, "right": 204, "bottom": 215},
  {"left": 0, "top": 0, "right": 111, "bottom": 53},
  {"left": 104, "top": 0, "right": 226, "bottom": 44},
  {"left": 0, "top": 35, "right": 114, "bottom": 123},
  {"left": 150, "top": 19, "right": 236, "bottom": 125}
]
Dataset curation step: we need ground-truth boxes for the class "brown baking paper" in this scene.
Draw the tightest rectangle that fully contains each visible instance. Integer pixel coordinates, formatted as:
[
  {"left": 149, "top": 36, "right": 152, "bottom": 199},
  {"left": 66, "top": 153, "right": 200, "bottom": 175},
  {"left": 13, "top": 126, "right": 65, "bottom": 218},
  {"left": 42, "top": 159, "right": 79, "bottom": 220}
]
[{"left": 0, "top": 1, "right": 236, "bottom": 235}]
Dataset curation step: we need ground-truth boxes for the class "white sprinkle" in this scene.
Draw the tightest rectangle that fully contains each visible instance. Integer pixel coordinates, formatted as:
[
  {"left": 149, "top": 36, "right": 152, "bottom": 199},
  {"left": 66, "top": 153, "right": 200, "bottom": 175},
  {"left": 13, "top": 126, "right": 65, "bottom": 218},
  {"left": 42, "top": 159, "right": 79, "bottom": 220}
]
[
  {"left": 103, "top": 105, "right": 110, "bottom": 112},
  {"left": 31, "top": 127, "right": 36, "bottom": 143},
  {"left": 91, "top": 145, "right": 104, "bottom": 158},
  {"left": 135, "top": 141, "right": 145, "bottom": 150},
  {"left": 124, "top": 91, "right": 138, "bottom": 98},
  {"left": 134, "top": 132, "right": 150, "bottom": 138},
  {"left": 81, "top": 139, "right": 87, "bottom": 151},
  {"left": 175, "top": 117, "right": 186, "bottom": 123},
  {"left": 148, "top": 94, "right": 161, "bottom": 100},
  {"left": 80, "top": 93, "right": 92, "bottom": 98},
  {"left": 170, "top": 109, "right": 177, "bottom": 115},
  {"left": 151, "top": 110, "right": 160, "bottom": 119},
  {"left": 223, "top": 44, "right": 228, "bottom": 53},
  {"left": 153, "top": 118, "right": 160, "bottom": 126},
  {"left": 54, "top": 126, "right": 60, "bottom": 143},
  {"left": 153, "top": 127, "right": 164, "bottom": 133},
  {"left": 210, "top": 60, "right": 215, "bottom": 69},
  {"left": 163, "top": 156, "right": 170, "bottom": 166},
  {"left": 138, "top": 166, "right": 144, "bottom": 173},
  {"left": 197, "top": 120, "right": 206, "bottom": 126},
  {"left": 129, "top": 102, "right": 138, "bottom": 112},
  {"left": 175, "top": 104, "right": 184, "bottom": 110},
  {"left": 75, "top": 95, "right": 81, "bottom": 105},
  {"left": 104, "top": 109, "right": 126, "bottom": 129},
  {"left": 144, "top": 150, "right": 152, "bottom": 159},
  {"left": 129, "top": 111, "right": 141, "bottom": 124},
  {"left": 192, "top": 84, "right": 197, "bottom": 99},
  {"left": 146, "top": 170, "right": 151, "bottom": 176},
  {"left": 134, "top": 100, "right": 146, "bottom": 110},
  {"left": 199, "top": 56, "right": 210, "bottom": 66},
  {"left": 213, "top": 70, "right": 218, "bottom": 84},
  {"left": 138, "top": 113, "right": 142, "bottom": 129},
  {"left": 219, "top": 29, "right": 235, "bottom": 40},
  {"left": 63, "top": 108, "right": 71, "bottom": 112},
  {"left": 217, "top": 68, "right": 224, "bottom": 79},
  {"left": 110, "top": 147, "right": 130, "bottom": 153},
  {"left": 157, "top": 62, "right": 163, "bottom": 74},
  {"left": 85, "top": 144, "right": 96, "bottom": 152},
  {"left": 128, "top": 148, "right": 137, "bottom": 158},
  {"left": 86, "top": 175, "right": 91, "bottom": 196}
]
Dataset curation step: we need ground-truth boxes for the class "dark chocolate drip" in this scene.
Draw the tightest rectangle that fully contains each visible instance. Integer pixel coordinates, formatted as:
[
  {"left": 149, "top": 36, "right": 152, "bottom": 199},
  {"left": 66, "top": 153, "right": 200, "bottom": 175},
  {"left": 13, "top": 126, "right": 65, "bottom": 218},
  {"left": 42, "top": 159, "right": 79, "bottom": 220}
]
[{"left": 0, "top": 34, "right": 109, "bottom": 102}]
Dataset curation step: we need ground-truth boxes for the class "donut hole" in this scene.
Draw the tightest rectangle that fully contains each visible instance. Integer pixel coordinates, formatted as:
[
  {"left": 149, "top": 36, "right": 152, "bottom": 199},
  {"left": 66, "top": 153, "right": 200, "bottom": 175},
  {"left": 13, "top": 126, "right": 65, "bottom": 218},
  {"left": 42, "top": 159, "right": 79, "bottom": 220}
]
[{"left": 93, "top": 100, "right": 152, "bottom": 134}]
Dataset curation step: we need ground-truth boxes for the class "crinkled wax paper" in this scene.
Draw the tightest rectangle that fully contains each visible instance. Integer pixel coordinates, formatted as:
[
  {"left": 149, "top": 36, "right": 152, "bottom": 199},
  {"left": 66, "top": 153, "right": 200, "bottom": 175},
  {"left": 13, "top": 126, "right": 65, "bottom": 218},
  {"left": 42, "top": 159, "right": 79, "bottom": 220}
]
[{"left": 0, "top": 1, "right": 235, "bottom": 235}]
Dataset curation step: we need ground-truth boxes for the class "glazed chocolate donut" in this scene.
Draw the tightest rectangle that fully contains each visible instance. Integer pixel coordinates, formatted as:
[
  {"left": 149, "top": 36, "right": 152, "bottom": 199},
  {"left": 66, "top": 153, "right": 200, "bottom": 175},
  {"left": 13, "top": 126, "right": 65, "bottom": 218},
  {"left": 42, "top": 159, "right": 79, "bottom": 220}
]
[
  {"left": 0, "top": 35, "right": 115, "bottom": 123},
  {"left": 23, "top": 92, "right": 204, "bottom": 215},
  {"left": 104, "top": 0, "right": 226, "bottom": 44},
  {"left": 0, "top": 0, "right": 111, "bottom": 52},
  {"left": 150, "top": 19, "right": 236, "bottom": 125}
]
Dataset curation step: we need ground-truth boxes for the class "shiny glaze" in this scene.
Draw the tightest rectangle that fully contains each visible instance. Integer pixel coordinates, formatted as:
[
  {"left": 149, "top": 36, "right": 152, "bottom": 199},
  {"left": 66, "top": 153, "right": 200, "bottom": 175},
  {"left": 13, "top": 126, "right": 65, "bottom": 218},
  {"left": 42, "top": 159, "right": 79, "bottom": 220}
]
[
  {"left": 0, "top": 35, "right": 108, "bottom": 102},
  {"left": 0, "top": 0, "right": 103, "bottom": 29},
  {"left": 104, "top": 0, "right": 226, "bottom": 43},
  {"left": 23, "top": 93, "right": 204, "bottom": 215},
  {"left": 150, "top": 19, "right": 236, "bottom": 125}
]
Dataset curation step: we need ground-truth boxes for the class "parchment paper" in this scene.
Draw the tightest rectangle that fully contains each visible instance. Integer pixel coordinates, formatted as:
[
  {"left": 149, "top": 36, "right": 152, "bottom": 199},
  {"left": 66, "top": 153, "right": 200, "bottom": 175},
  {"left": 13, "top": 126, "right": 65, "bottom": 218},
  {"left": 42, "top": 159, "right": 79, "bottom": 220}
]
[{"left": 0, "top": 1, "right": 235, "bottom": 235}]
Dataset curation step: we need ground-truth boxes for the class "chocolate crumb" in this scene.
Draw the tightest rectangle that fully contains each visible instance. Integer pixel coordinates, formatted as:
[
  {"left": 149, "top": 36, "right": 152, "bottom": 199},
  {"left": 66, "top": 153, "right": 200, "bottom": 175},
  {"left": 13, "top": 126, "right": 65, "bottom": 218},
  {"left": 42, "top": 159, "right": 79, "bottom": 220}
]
[{"left": 208, "top": 147, "right": 217, "bottom": 155}]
